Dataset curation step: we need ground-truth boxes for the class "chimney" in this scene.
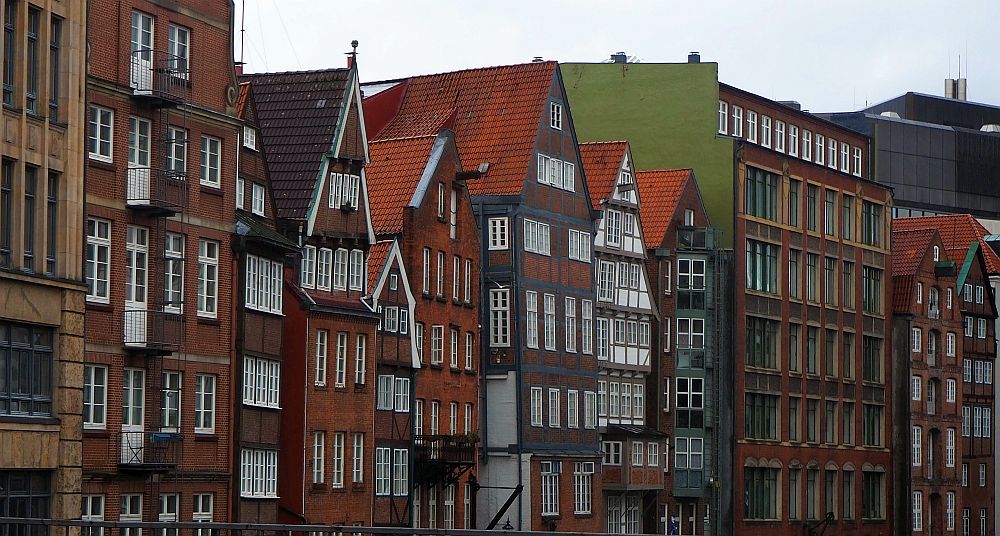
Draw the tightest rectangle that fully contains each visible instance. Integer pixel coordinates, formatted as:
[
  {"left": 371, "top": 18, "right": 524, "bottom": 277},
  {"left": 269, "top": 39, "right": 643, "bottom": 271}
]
[
  {"left": 234, "top": 62, "right": 244, "bottom": 76},
  {"left": 532, "top": 56, "right": 544, "bottom": 63},
  {"left": 610, "top": 52, "right": 627, "bottom": 64},
  {"left": 945, "top": 78, "right": 968, "bottom": 101},
  {"left": 688, "top": 51, "right": 701, "bottom": 63},
  {"left": 347, "top": 40, "right": 358, "bottom": 68}
]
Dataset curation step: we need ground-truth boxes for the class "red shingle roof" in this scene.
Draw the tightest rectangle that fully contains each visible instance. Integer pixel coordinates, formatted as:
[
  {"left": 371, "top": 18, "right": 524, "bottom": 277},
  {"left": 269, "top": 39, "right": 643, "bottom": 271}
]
[
  {"left": 366, "top": 61, "right": 557, "bottom": 196},
  {"left": 241, "top": 69, "right": 353, "bottom": 219},
  {"left": 578, "top": 141, "right": 628, "bottom": 210},
  {"left": 367, "top": 240, "right": 394, "bottom": 295},
  {"left": 235, "top": 82, "right": 250, "bottom": 118},
  {"left": 635, "top": 169, "right": 693, "bottom": 244},
  {"left": 891, "top": 228, "right": 938, "bottom": 313},
  {"left": 366, "top": 135, "right": 438, "bottom": 235},
  {"left": 894, "top": 214, "right": 1000, "bottom": 274}
]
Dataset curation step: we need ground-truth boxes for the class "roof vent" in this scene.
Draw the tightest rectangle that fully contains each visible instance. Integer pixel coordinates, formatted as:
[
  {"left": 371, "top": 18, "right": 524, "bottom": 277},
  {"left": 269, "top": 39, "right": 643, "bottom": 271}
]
[
  {"left": 688, "top": 52, "right": 701, "bottom": 63},
  {"left": 982, "top": 124, "right": 1000, "bottom": 133},
  {"left": 610, "top": 52, "right": 628, "bottom": 64},
  {"left": 945, "top": 78, "right": 968, "bottom": 101},
  {"left": 778, "top": 100, "right": 801, "bottom": 111},
  {"left": 880, "top": 111, "right": 901, "bottom": 118},
  {"left": 532, "top": 56, "right": 544, "bottom": 63}
]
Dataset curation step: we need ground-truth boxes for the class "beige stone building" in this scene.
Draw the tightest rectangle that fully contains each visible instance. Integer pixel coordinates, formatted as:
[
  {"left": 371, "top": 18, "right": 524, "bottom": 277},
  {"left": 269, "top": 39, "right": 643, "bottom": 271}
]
[{"left": 0, "top": 0, "right": 87, "bottom": 526}]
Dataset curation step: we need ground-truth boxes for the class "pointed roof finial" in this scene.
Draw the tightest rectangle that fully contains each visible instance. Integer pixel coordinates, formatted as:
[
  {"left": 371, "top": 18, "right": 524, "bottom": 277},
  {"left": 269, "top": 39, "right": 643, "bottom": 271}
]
[{"left": 347, "top": 40, "right": 359, "bottom": 68}]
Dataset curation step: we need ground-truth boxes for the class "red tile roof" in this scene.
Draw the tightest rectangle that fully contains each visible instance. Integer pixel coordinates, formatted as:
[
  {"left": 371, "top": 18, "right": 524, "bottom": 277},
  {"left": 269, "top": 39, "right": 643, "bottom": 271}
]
[
  {"left": 366, "top": 135, "right": 438, "bottom": 235},
  {"left": 235, "top": 82, "right": 250, "bottom": 118},
  {"left": 891, "top": 228, "right": 938, "bottom": 313},
  {"left": 241, "top": 69, "right": 353, "bottom": 219},
  {"left": 635, "top": 169, "right": 693, "bottom": 244},
  {"left": 367, "top": 240, "right": 394, "bottom": 295},
  {"left": 365, "top": 61, "right": 557, "bottom": 196},
  {"left": 578, "top": 141, "right": 628, "bottom": 210},
  {"left": 894, "top": 214, "right": 1000, "bottom": 274}
]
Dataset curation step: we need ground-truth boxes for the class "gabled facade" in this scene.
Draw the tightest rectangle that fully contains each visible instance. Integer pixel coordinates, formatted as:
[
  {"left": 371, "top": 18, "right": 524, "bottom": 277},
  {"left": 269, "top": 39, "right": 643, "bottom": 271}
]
[
  {"left": 890, "top": 228, "right": 964, "bottom": 536},
  {"left": 365, "top": 239, "right": 418, "bottom": 527},
  {"left": 580, "top": 142, "right": 663, "bottom": 534},
  {"left": 636, "top": 168, "right": 730, "bottom": 536},
  {"left": 83, "top": 0, "right": 240, "bottom": 529},
  {"left": 0, "top": 0, "right": 86, "bottom": 526},
  {"left": 243, "top": 62, "right": 379, "bottom": 528},
  {"left": 364, "top": 62, "right": 602, "bottom": 532},
  {"left": 896, "top": 215, "right": 1000, "bottom": 536},
  {"left": 232, "top": 81, "right": 298, "bottom": 525},
  {"left": 364, "top": 129, "right": 481, "bottom": 529}
]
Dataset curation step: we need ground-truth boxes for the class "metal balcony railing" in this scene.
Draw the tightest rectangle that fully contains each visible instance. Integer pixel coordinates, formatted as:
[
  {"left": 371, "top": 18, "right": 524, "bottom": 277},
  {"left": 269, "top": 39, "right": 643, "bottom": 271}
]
[
  {"left": 118, "top": 431, "right": 180, "bottom": 470},
  {"left": 413, "top": 435, "right": 477, "bottom": 465},
  {"left": 129, "top": 49, "right": 190, "bottom": 104},
  {"left": 123, "top": 307, "right": 183, "bottom": 351},
  {"left": 125, "top": 168, "right": 186, "bottom": 214}
]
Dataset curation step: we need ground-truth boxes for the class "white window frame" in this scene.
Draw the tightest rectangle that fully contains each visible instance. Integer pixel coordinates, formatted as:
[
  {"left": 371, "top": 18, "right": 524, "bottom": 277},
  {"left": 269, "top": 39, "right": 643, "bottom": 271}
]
[
  {"left": 530, "top": 387, "right": 543, "bottom": 427},
  {"left": 488, "top": 217, "right": 509, "bottom": 250},
  {"left": 194, "top": 374, "right": 216, "bottom": 433},
  {"left": 548, "top": 388, "right": 561, "bottom": 427},
  {"left": 83, "top": 364, "right": 108, "bottom": 429},
  {"left": 251, "top": 182, "right": 265, "bottom": 216},
  {"left": 86, "top": 218, "right": 111, "bottom": 303},
  {"left": 490, "top": 289, "right": 510, "bottom": 347},
  {"left": 197, "top": 240, "right": 219, "bottom": 318},
  {"left": 88, "top": 106, "right": 114, "bottom": 162},
  {"left": 523, "top": 219, "right": 551, "bottom": 255},
  {"left": 550, "top": 102, "right": 563, "bottom": 130},
  {"left": 199, "top": 135, "right": 221, "bottom": 187}
]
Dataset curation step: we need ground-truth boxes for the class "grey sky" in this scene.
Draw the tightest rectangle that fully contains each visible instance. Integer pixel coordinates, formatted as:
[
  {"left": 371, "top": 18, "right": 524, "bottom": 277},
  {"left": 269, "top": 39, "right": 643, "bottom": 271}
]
[{"left": 235, "top": 0, "right": 999, "bottom": 112}]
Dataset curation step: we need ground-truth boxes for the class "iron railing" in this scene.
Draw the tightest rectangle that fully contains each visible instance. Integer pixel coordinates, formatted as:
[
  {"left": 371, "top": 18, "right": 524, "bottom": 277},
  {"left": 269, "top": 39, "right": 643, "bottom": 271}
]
[
  {"left": 129, "top": 49, "right": 190, "bottom": 103},
  {"left": 122, "top": 308, "right": 183, "bottom": 351}
]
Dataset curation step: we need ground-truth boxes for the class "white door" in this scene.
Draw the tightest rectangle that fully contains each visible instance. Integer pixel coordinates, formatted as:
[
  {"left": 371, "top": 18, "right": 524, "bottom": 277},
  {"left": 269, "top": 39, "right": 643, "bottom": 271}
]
[
  {"left": 121, "top": 369, "right": 145, "bottom": 464},
  {"left": 130, "top": 11, "right": 154, "bottom": 93},
  {"left": 127, "top": 117, "right": 151, "bottom": 205},
  {"left": 124, "top": 225, "right": 149, "bottom": 345}
]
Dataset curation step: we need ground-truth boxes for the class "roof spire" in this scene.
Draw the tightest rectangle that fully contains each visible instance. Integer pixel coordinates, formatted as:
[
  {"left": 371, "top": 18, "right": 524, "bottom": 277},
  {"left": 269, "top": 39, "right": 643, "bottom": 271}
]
[{"left": 347, "top": 40, "right": 359, "bottom": 68}]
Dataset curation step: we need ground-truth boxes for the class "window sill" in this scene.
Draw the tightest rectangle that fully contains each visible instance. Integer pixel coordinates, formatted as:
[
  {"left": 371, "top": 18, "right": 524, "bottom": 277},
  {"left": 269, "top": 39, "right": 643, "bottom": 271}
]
[
  {"left": 194, "top": 432, "right": 217, "bottom": 441},
  {"left": 436, "top": 295, "right": 448, "bottom": 303},
  {"left": 197, "top": 316, "right": 222, "bottom": 326},
  {"left": 464, "top": 368, "right": 476, "bottom": 376},
  {"left": 200, "top": 184, "right": 223, "bottom": 196},
  {"left": 83, "top": 428, "right": 109, "bottom": 438},
  {"left": 86, "top": 300, "right": 113, "bottom": 312},
  {"left": 0, "top": 415, "right": 58, "bottom": 425},
  {"left": 87, "top": 159, "right": 116, "bottom": 172}
]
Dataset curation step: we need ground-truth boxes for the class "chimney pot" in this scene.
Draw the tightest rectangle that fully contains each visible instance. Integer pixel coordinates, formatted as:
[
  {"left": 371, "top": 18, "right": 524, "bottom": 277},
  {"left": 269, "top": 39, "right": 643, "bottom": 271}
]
[{"left": 688, "top": 52, "right": 701, "bottom": 64}]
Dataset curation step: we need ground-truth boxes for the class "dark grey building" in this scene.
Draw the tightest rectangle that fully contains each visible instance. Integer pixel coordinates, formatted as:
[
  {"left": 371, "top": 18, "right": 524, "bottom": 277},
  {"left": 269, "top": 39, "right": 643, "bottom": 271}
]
[{"left": 822, "top": 90, "right": 1000, "bottom": 221}]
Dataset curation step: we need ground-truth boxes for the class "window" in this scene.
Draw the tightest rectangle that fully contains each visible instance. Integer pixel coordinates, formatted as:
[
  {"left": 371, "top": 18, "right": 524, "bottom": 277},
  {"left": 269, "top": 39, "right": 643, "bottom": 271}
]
[
  {"left": 430, "top": 325, "right": 443, "bottom": 364},
  {"left": 744, "top": 392, "right": 778, "bottom": 439},
  {"left": 160, "top": 371, "right": 181, "bottom": 432},
  {"left": 745, "top": 239, "right": 778, "bottom": 293},
  {"left": 823, "top": 190, "right": 837, "bottom": 236},
  {"left": 312, "top": 431, "right": 326, "bottom": 484},
  {"left": 83, "top": 364, "right": 107, "bottom": 429},
  {"left": 449, "top": 329, "right": 459, "bottom": 368},
  {"left": 543, "top": 293, "right": 556, "bottom": 350},
  {"left": 568, "top": 229, "right": 591, "bottom": 262},
  {"left": 333, "top": 248, "right": 349, "bottom": 291},
  {"left": 240, "top": 448, "right": 278, "bottom": 497},
  {"left": 675, "top": 437, "right": 703, "bottom": 488},
  {"left": 393, "top": 449, "right": 409, "bottom": 496},
  {"left": 245, "top": 255, "right": 283, "bottom": 314},
  {"left": 912, "top": 327, "right": 923, "bottom": 353},
  {"left": 744, "top": 167, "right": 779, "bottom": 220},
  {"left": 566, "top": 390, "right": 579, "bottom": 429},
  {"left": 789, "top": 124, "right": 799, "bottom": 157},
  {"left": 584, "top": 391, "right": 597, "bottom": 429},
  {"left": 912, "top": 426, "right": 922, "bottom": 466},
  {"left": 744, "top": 466, "right": 778, "bottom": 520},
  {"left": 862, "top": 266, "right": 882, "bottom": 314},
  {"left": 806, "top": 184, "right": 819, "bottom": 232},
  {"left": 729, "top": 105, "right": 743, "bottom": 137},
  {"left": 24, "top": 8, "right": 38, "bottom": 113},
  {"left": 88, "top": 106, "right": 114, "bottom": 161},
  {"left": 573, "top": 462, "right": 593, "bottom": 514},
  {"left": 912, "top": 375, "right": 922, "bottom": 401},
  {"left": 565, "top": 297, "right": 577, "bottom": 352},
  {"left": 789, "top": 250, "right": 801, "bottom": 299},
  {"left": 195, "top": 374, "right": 215, "bottom": 433},
  {"left": 863, "top": 404, "right": 883, "bottom": 446},
  {"left": 167, "top": 24, "right": 189, "bottom": 78},
  {"left": 329, "top": 432, "right": 345, "bottom": 488},
  {"left": 675, "top": 378, "right": 704, "bottom": 428},
  {"left": 463, "top": 258, "right": 472, "bottom": 302},
  {"left": 452, "top": 256, "right": 460, "bottom": 299},
  {"left": 487, "top": 217, "right": 509, "bottom": 250},
  {"left": 435, "top": 251, "right": 445, "bottom": 296},
  {"left": 375, "top": 447, "right": 391, "bottom": 496},
  {"left": 718, "top": 101, "right": 728, "bottom": 134},
  {"left": 981, "top": 464, "right": 987, "bottom": 487},
  {"left": 550, "top": 102, "right": 563, "bottom": 130},
  {"left": 536, "top": 154, "right": 576, "bottom": 191},
  {"left": 978, "top": 318, "right": 987, "bottom": 339},
  {"left": 200, "top": 136, "right": 221, "bottom": 187},
  {"left": 631, "top": 441, "right": 644, "bottom": 466},
  {"left": 947, "top": 378, "right": 957, "bottom": 402},
  {"left": 530, "top": 387, "right": 543, "bottom": 426},
  {"left": 157, "top": 494, "right": 178, "bottom": 536},
  {"left": 490, "top": 289, "right": 510, "bottom": 347},
  {"left": 198, "top": 240, "right": 219, "bottom": 317},
  {"left": 1, "top": 2, "right": 13, "bottom": 106},
  {"left": 747, "top": 111, "right": 758, "bottom": 143},
  {"left": 761, "top": 115, "right": 772, "bottom": 148},
  {"left": 861, "top": 470, "right": 884, "bottom": 520},
  {"left": 745, "top": 316, "right": 777, "bottom": 369},
  {"left": 313, "top": 330, "right": 329, "bottom": 386},
  {"left": 351, "top": 433, "right": 364, "bottom": 483},
  {"left": 81, "top": 495, "right": 105, "bottom": 536},
  {"left": 913, "top": 491, "right": 923, "bottom": 532},
  {"left": 540, "top": 461, "right": 560, "bottom": 516},
  {"left": 828, "top": 138, "right": 838, "bottom": 169},
  {"left": 86, "top": 218, "right": 111, "bottom": 302},
  {"left": 840, "top": 142, "right": 850, "bottom": 173},
  {"left": 861, "top": 201, "right": 883, "bottom": 247},
  {"left": 815, "top": 134, "right": 825, "bottom": 165},
  {"left": 242, "top": 356, "right": 279, "bottom": 408},
  {"left": 853, "top": 147, "right": 863, "bottom": 176},
  {"left": 0, "top": 322, "right": 53, "bottom": 416},
  {"left": 251, "top": 183, "right": 265, "bottom": 216},
  {"left": 806, "top": 254, "right": 819, "bottom": 302},
  {"left": 802, "top": 129, "right": 813, "bottom": 160},
  {"left": 355, "top": 335, "right": 367, "bottom": 385},
  {"left": 0, "top": 161, "right": 10, "bottom": 269},
  {"left": 333, "top": 332, "right": 348, "bottom": 387},
  {"left": 774, "top": 120, "right": 786, "bottom": 152},
  {"left": 677, "top": 318, "right": 705, "bottom": 349},
  {"left": 548, "top": 388, "right": 561, "bottom": 427},
  {"left": 606, "top": 209, "right": 622, "bottom": 247},
  {"left": 946, "top": 428, "right": 956, "bottom": 467},
  {"left": 964, "top": 508, "right": 971, "bottom": 536}
]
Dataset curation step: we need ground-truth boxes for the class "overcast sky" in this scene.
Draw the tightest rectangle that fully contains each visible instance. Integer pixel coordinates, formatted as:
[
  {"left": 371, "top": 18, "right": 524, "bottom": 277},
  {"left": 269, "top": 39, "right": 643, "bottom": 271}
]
[{"left": 235, "top": 0, "right": 999, "bottom": 112}]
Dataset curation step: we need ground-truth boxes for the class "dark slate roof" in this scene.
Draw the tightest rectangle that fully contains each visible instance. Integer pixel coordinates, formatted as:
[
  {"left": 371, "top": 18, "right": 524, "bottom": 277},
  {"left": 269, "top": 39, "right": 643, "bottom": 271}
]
[
  {"left": 241, "top": 69, "right": 353, "bottom": 219},
  {"left": 234, "top": 213, "right": 298, "bottom": 252}
]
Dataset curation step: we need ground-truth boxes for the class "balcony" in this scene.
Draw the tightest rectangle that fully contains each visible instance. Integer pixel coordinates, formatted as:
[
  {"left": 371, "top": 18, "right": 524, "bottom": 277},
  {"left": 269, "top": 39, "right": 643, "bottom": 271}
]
[
  {"left": 126, "top": 168, "right": 186, "bottom": 216},
  {"left": 602, "top": 463, "right": 664, "bottom": 491},
  {"left": 118, "top": 431, "right": 181, "bottom": 471},
  {"left": 129, "top": 49, "right": 190, "bottom": 107},
  {"left": 123, "top": 308, "right": 183, "bottom": 354},
  {"left": 413, "top": 434, "right": 477, "bottom": 486}
]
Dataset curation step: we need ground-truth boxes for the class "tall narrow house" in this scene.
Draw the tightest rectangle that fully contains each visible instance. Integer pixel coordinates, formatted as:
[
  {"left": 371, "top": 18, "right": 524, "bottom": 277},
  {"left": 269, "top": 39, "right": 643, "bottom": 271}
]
[
  {"left": 364, "top": 62, "right": 602, "bottom": 532},
  {"left": 0, "top": 0, "right": 86, "bottom": 528},
  {"left": 364, "top": 128, "right": 481, "bottom": 529},
  {"left": 83, "top": 0, "right": 240, "bottom": 528},
  {"left": 578, "top": 142, "right": 664, "bottom": 534},
  {"left": 242, "top": 62, "right": 380, "bottom": 528}
]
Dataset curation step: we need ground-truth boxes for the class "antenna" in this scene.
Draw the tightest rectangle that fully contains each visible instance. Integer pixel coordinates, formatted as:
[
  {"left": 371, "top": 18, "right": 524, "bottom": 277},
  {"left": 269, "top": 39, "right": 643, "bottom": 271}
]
[{"left": 239, "top": 0, "right": 246, "bottom": 65}]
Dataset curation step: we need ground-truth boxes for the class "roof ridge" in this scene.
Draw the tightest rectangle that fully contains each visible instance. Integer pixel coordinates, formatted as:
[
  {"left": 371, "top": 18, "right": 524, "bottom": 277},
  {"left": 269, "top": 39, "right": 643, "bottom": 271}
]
[
  {"left": 241, "top": 67, "right": 351, "bottom": 78},
  {"left": 364, "top": 60, "right": 557, "bottom": 86}
]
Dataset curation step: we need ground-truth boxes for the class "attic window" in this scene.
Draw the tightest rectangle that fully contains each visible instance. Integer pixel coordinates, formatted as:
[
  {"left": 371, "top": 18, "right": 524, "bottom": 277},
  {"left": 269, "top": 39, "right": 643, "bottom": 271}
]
[
  {"left": 243, "top": 126, "right": 257, "bottom": 150},
  {"left": 389, "top": 274, "right": 398, "bottom": 291},
  {"left": 933, "top": 246, "right": 940, "bottom": 261},
  {"left": 550, "top": 102, "right": 562, "bottom": 130}
]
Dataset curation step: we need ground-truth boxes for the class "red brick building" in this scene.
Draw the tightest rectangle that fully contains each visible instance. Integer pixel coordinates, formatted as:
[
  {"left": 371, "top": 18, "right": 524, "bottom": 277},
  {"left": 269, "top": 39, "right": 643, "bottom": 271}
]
[
  {"left": 364, "top": 129, "right": 481, "bottom": 529},
  {"left": 896, "top": 215, "right": 1000, "bottom": 536},
  {"left": 242, "top": 63, "right": 379, "bottom": 527},
  {"left": 83, "top": 0, "right": 241, "bottom": 527},
  {"left": 891, "top": 227, "right": 964, "bottom": 535},
  {"left": 364, "top": 62, "right": 602, "bottom": 532},
  {"left": 720, "top": 84, "right": 895, "bottom": 536},
  {"left": 579, "top": 142, "right": 664, "bottom": 534},
  {"left": 635, "top": 168, "right": 725, "bottom": 535}
]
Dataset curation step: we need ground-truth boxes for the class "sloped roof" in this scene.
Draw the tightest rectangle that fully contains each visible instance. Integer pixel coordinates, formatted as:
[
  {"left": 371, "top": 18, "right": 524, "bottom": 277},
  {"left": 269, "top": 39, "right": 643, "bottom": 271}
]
[
  {"left": 241, "top": 68, "right": 353, "bottom": 219},
  {"left": 366, "top": 135, "right": 438, "bottom": 235},
  {"left": 578, "top": 141, "right": 628, "bottom": 210},
  {"left": 366, "top": 61, "right": 557, "bottom": 196},
  {"left": 635, "top": 169, "right": 693, "bottom": 244},
  {"left": 894, "top": 214, "right": 1000, "bottom": 274},
  {"left": 235, "top": 82, "right": 251, "bottom": 118},
  {"left": 890, "top": 228, "right": 937, "bottom": 313},
  {"left": 367, "top": 240, "right": 393, "bottom": 294}
]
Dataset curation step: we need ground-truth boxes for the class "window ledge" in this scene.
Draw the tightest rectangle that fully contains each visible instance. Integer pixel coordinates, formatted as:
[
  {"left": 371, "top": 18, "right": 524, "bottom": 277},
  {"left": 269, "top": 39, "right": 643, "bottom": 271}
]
[
  {"left": 88, "top": 159, "right": 116, "bottom": 172},
  {"left": 83, "top": 428, "right": 109, "bottom": 438},
  {"left": 86, "top": 301, "right": 114, "bottom": 312},
  {"left": 200, "top": 184, "right": 223, "bottom": 196},
  {"left": 197, "top": 316, "right": 222, "bottom": 326},
  {"left": 0, "top": 415, "right": 59, "bottom": 425},
  {"left": 194, "top": 432, "right": 217, "bottom": 441}
]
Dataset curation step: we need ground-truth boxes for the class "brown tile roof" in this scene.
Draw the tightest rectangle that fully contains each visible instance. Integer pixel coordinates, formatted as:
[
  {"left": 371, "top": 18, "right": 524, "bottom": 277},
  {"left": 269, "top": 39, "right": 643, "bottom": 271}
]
[
  {"left": 366, "top": 61, "right": 557, "bottom": 196},
  {"left": 891, "top": 228, "right": 937, "bottom": 313},
  {"left": 235, "top": 82, "right": 250, "bottom": 118},
  {"left": 367, "top": 240, "right": 394, "bottom": 295},
  {"left": 894, "top": 214, "right": 1000, "bottom": 274},
  {"left": 635, "top": 169, "right": 693, "bottom": 244},
  {"left": 366, "top": 135, "right": 438, "bottom": 235},
  {"left": 578, "top": 141, "right": 628, "bottom": 210},
  {"left": 241, "top": 69, "right": 353, "bottom": 219}
]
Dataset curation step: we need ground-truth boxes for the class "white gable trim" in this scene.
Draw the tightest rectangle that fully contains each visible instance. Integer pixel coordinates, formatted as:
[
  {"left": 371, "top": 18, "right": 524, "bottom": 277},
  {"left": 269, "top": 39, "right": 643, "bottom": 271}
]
[
  {"left": 408, "top": 132, "right": 449, "bottom": 209},
  {"left": 305, "top": 157, "right": 332, "bottom": 237},
  {"left": 369, "top": 240, "right": 421, "bottom": 368}
]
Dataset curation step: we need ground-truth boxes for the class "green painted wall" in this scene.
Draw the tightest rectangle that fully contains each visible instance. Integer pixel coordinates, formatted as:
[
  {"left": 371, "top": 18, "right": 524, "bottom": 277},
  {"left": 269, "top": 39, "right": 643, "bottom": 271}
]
[{"left": 562, "top": 62, "right": 736, "bottom": 244}]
